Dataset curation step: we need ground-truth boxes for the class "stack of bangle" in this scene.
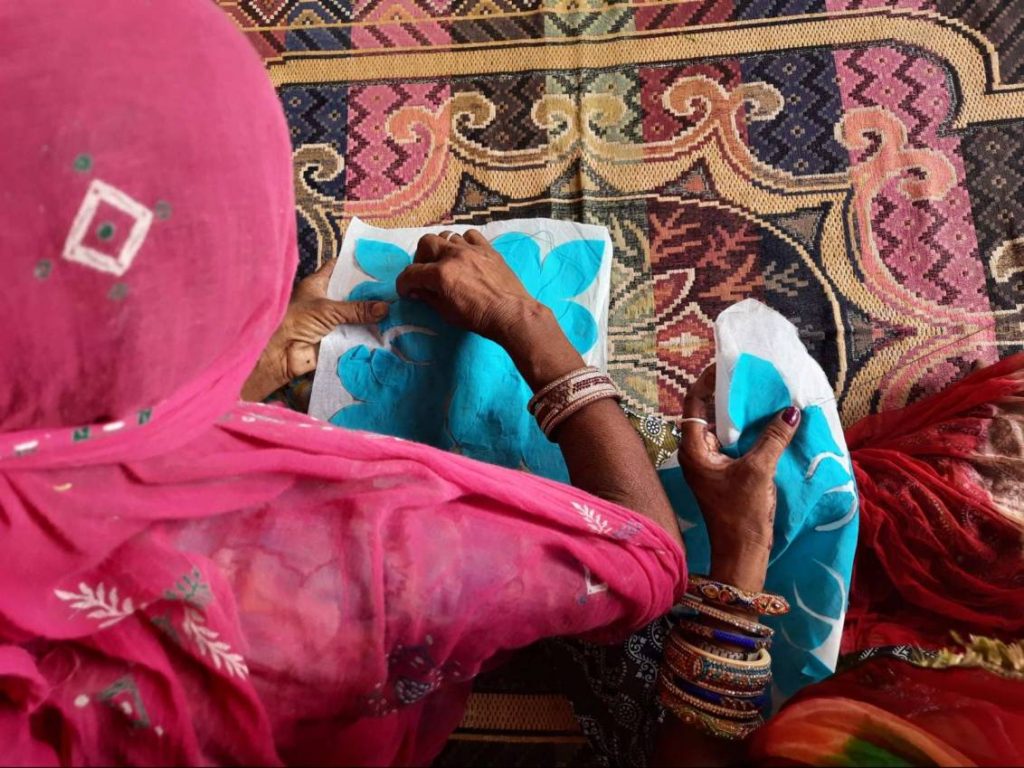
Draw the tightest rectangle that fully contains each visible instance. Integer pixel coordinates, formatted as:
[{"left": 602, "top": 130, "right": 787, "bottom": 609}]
[
  {"left": 657, "top": 576, "right": 789, "bottom": 741},
  {"left": 527, "top": 366, "right": 621, "bottom": 439}
]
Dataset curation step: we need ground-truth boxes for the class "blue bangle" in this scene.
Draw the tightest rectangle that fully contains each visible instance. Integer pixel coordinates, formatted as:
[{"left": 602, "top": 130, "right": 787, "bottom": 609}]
[
  {"left": 709, "top": 628, "right": 762, "bottom": 651},
  {"left": 677, "top": 620, "right": 768, "bottom": 651},
  {"left": 675, "top": 678, "right": 771, "bottom": 710}
]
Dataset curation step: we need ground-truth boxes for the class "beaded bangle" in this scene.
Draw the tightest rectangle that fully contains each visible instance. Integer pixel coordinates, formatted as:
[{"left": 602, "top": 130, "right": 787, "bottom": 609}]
[
  {"left": 672, "top": 676, "right": 771, "bottom": 711},
  {"left": 684, "top": 636, "right": 760, "bottom": 662},
  {"left": 662, "top": 654, "right": 769, "bottom": 698},
  {"left": 658, "top": 696, "right": 764, "bottom": 741},
  {"left": 527, "top": 366, "right": 598, "bottom": 409},
  {"left": 673, "top": 673, "right": 772, "bottom": 700},
  {"left": 688, "top": 575, "right": 790, "bottom": 616},
  {"left": 679, "top": 595, "right": 774, "bottom": 638},
  {"left": 660, "top": 676, "right": 762, "bottom": 720},
  {"left": 540, "top": 385, "right": 621, "bottom": 437},
  {"left": 527, "top": 366, "right": 621, "bottom": 439},
  {"left": 664, "top": 637, "right": 772, "bottom": 691},
  {"left": 677, "top": 620, "right": 770, "bottom": 651},
  {"left": 660, "top": 675, "right": 764, "bottom": 718}
]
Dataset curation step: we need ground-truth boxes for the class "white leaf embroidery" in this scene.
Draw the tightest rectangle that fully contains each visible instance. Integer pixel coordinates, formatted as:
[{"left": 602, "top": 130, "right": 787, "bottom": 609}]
[
  {"left": 182, "top": 608, "right": 249, "bottom": 679},
  {"left": 571, "top": 502, "right": 612, "bottom": 535},
  {"left": 54, "top": 582, "right": 137, "bottom": 629}
]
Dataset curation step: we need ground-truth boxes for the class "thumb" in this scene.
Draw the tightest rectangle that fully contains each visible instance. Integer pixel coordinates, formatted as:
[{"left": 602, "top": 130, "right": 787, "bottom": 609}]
[
  {"left": 748, "top": 406, "right": 801, "bottom": 470},
  {"left": 312, "top": 298, "right": 390, "bottom": 326}
]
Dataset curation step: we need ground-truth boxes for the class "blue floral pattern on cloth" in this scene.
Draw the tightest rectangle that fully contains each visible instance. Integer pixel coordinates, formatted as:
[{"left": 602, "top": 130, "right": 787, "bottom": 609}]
[
  {"left": 523, "top": 302, "right": 858, "bottom": 767},
  {"left": 661, "top": 353, "right": 859, "bottom": 701},
  {"left": 331, "top": 233, "right": 606, "bottom": 482}
]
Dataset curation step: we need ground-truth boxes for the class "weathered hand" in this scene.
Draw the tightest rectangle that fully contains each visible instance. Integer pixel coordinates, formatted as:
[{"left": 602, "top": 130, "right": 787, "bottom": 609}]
[
  {"left": 241, "top": 259, "right": 389, "bottom": 402},
  {"left": 396, "top": 230, "right": 541, "bottom": 347},
  {"left": 676, "top": 365, "right": 800, "bottom": 593}
]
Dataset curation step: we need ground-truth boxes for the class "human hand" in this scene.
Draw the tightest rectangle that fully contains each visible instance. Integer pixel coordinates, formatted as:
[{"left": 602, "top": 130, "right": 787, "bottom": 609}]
[
  {"left": 241, "top": 259, "right": 389, "bottom": 402},
  {"left": 677, "top": 365, "right": 800, "bottom": 593},
  {"left": 395, "top": 230, "right": 542, "bottom": 347}
]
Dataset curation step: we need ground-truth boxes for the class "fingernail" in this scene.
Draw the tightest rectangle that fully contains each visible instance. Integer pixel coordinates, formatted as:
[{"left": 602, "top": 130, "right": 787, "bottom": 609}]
[
  {"left": 782, "top": 406, "right": 801, "bottom": 427},
  {"left": 371, "top": 302, "right": 389, "bottom": 320}
]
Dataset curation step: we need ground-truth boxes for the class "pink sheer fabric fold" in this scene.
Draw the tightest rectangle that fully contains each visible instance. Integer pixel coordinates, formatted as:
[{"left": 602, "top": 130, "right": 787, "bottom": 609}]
[{"left": 0, "top": 1, "right": 685, "bottom": 764}]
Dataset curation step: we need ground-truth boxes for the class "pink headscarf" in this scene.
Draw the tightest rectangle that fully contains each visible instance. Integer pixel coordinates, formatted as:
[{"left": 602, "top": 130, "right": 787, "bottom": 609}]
[{"left": 0, "top": 2, "right": 685, "bottom": 764}]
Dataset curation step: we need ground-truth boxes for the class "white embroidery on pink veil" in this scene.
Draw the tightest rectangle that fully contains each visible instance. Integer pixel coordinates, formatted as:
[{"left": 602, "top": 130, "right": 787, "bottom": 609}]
[
  {"left": 182, "top": 607, "right": 249, "bottom": 679},
  {"left": 572, "top": 501, "right": 611, "bottom": 535},
  {"left": 62, "top": 179, "right": 153, "bottom": 276},
  {"left": 54, "top": 582, "right": 137, "bottom": 628},
  {"left": 56, "top": 568, "right": 249, "bottom": 681}
]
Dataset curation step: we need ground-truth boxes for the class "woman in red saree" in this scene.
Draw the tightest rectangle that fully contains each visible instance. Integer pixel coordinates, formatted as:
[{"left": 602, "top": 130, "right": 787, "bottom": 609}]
[{"left": 748, "top": 356, "right": 1024, "bottom": 767}]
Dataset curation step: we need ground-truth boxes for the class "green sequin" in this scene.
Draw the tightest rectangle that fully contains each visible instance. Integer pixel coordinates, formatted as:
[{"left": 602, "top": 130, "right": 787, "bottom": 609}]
[
  {"left": 96, "top": 222, "right": 116, "bottom": 241},
  {"left": 73, "top": 154, "right": 92, "bottom": 172},
  {"left": 72, "top": 427, "right": 91, "bottom": 442},
  {"left": 137, "top": 408, "right": 153, "bottom": 425}
]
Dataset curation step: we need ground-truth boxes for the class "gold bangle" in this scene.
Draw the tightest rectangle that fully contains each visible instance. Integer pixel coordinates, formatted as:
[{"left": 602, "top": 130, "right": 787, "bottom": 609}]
[
  {"left": 659, "top": 676, "right": 763, "bottom": 719},
  {"left": 684, "top": 636, "right": 761, "bottom": 662},
  {"left": 658, "top": 694, "right": 764, "bottom": 741},
  {"left": 663, "top": 641, "right": 772, "bottom": 692},
  {"left": 678, "top": 595, "right": 774, "bottom": 638},
  {"left": 668, "top": 633, "right": 772, "bottom": 669}
]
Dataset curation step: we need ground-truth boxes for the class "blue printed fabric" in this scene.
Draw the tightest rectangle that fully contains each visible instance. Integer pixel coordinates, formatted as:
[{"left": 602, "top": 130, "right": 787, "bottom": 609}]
[
  {"left": 331, "top": 233, "right": 606, "bottom": 482},
  {"left": 661, "top": 300, "right": 859, "bottom": 700}
]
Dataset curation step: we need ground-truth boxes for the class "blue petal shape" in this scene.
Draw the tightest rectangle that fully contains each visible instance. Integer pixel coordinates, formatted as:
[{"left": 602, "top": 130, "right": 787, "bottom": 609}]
[
  {"left": 536, "top": 239, "right": 604, "bottom": 304},
  {"left": 491, "top": 233, "right": 542, "bottom": 295},
  {"left": 355, "top": 239, "right": 412, "bottom": 283},
  {"left": 553, "top": 300, "right": 598, "bottom": 354},
  {"left": 661, "top": 351, "right": 859, "bottom": 702},
  {"left": 334, "top": 232, "right": 606, "bottom": 485},
  {"left": 350, "top": 280, "right": 397, "bottom": 302},
  {"left": 392, "top": 329, "right": 438, "bottom": 364}
]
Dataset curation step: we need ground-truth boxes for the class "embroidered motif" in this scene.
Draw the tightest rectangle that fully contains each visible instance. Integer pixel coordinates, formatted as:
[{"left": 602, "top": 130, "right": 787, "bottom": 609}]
[
  {"left": 367, "top": 637, "right": 463, "bottom": 715},
  {"left": 182, "top": 607, "right": 248, "bottom": 679},
  {"left": 54, "top": 582, "right": 137, "bottom": 628},
  {"left": 584, "top": 565, "right": 609, "bottom": 596},
  {"left": 34, "top": 259, "right": 52, "bottom": 280},
  {"left": 163, "top": 567, "right": 212, "bottom": 608},
  {"left": 62, "top": 179, "right": 153, "bottom": 277},
  {"left": 572, "top": 501, "right": 612, "bottom": 535},
  {"left": 98, "top": 676, "right": 151, "bottom": 729}
]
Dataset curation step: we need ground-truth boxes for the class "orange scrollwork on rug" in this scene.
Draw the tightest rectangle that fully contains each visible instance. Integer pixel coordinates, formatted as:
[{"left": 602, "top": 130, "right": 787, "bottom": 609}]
[{"left": 449, "top": 76, "right": 849, "bottom": 198}]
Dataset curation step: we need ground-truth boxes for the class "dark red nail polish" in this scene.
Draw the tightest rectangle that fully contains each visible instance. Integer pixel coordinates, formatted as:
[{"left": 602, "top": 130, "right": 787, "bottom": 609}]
[{"left": 782, "top": 406, "right": 800, "bottom": 427}]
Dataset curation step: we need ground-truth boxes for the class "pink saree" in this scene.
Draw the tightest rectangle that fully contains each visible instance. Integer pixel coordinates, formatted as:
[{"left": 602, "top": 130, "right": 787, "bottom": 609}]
[{"left": 0, "top": 2, "right": 685, "bottom": 764}]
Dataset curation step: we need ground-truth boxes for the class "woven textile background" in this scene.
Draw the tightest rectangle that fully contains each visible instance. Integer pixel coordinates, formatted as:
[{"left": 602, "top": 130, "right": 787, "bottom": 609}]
[{"left": 221, "top": 0, "right": 1024, "bottom": 426}]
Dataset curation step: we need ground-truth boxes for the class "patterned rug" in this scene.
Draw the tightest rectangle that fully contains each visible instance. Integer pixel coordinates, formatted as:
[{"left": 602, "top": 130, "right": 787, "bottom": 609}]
[
  {"left": 222, "top": 0, "right": 1024, "bottom": 427},
  {"left": 219, "top": 0, "right": 1024, "bottom": 761}
]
